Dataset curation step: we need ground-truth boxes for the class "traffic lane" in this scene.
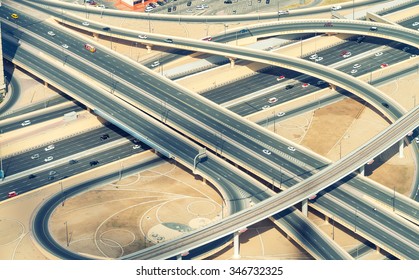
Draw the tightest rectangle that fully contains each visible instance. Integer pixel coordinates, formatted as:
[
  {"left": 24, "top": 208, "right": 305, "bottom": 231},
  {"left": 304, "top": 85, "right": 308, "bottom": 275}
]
[
  {"left": 316, "top": 190, "right": 419, "bottom": 259},
  {"left": 1, "top": 104, "right": 84, "bottom": 133},
  {"left": 2, "top": 125, "right": 131, "bottom": 175},
  {"left": 1, "top": 143, "right": 148, "bottom": 200}
]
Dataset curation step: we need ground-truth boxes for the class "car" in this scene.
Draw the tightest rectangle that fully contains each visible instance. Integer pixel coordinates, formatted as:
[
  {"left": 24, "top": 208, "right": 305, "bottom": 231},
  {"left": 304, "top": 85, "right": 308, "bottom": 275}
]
[
  {"left": 202, "top": 36, "right": 212, "bottom": 41},
  {"left": 21, "top": 120, "right": 31, "bottom": 126},
  {"left": 412, "top": 22, "right": 419, "bottom": 26},
  {"left": 69, "top": 159, "right": 78, "bottom": 165},
  {"left": 164, "top": 38, "right": 174, "bottom": 43},
  {"left": 262, "top": 105, "right": 270, "bottom": 110},
  {"left": 47, "top": 31, "right": 55, "bottom": 36},
  {"left": 90, "top": 160, "right": 99, "bottom": 166},
  {"left": 196, "top": 5, "right": 204, "bottom": 9},
  {"left": 288, "top": 146, "right": 296, "bottom": 152},
  {"left": 44, "top": 144, "right": 55, "bottom": 151},
  {"left": 353, "top": 63, "right": 361, "bottom": 68},
  {"left": 380, "top": 63, "right": 389, "bottom": 68},
  {"left": 350, "top": 69, "right": 358, "bottom": 74},
  {"left": 302, "top": 83, "right": 310, "bottom": 88},
  {"left": 167, "top": 7, "right": 172, "bottom": 12},
  {"left": 324, "top": 22, "right": 333, "bottom": 27},
  {"left": 133, "top": 144, "right": 141, "bottom": 149},
  {"left": 276, "top": 75, "right": 285, "bottom": 81},
  {"left": 277, "top": 112, "right": 285, "bottom": 117},
  {"left": 150, "top": 61, "right": 160, "bottom": 68},
  {"left": 415, "top": 137, "right": 419, "bottom": 144},
  {"left": 11, "top": 13, "right": 19, "bottom": 19},
  {"left": 331, "top": 5, "right": 341, "bottom": 10},
  {"left": 402, "top": 46, "right": 410, "bottom": 51},
  {"left": 266, "top": 0, "right": 270, "bottom": 4},
  {"left": 268, "top": 97, "right": 278, "bottom": 104},
  {"left": 262, "top": 149, "right": 271, "bottom": 155},
  {"left": 149, "top": 2, "right": 157, "bottom": 8},
  {"left": 145, "top": 6, "right": 154, "bottom": 12},
  {"left": 100, "top": 134, "right": 110, "bottom": 140},
  {"left": 98, "top": 4, "right": 106, "bottom": 8},
  {"left": 132, "top": 139, "right": 140, "bottom": 144},
  {"left": 382, "top": 103, "right": 389, "bottom": 108},
  {"left": 314, "top": 57, "right": 323, "bottom": 62},
  {"left": 44, "top": 156, "right": 54, "bottom": 162},
  {"left": 138, "top": 34, "right": 148, "bottom": 39},
  {"left": 375, "top": 52, "right": 383, "bottom": 56},
  {"left": 186, "top": 8, "right": 193, "bottom": 12},
  {"left": 278, "top": 10, "right": 289, "bottom": 15},
  {"left": 369, "top": 26, "right": 377, "bottom": 31},
  {"left": 224, "top": 0, "right": 232, "bottom": 3},
  {"left": 410, "top": 54, "right": 417, "bottom": 58},
  {"left": 28, "top": 174, "right": 37, "bottom": 179},
  {"left": 157, "top": 1, "right": 165, "bottom": 6},
  {"left": 8, "top": 191, "right": 18, "bottom": 198},
  {"left": 202, "top": 4, "right": 208, "bottom": 8},
  {"left": 187, "top": 1, "right": 192, "bottom": 6},
  {"left": 342, "top": 52, "right": 352, "bottom": 58},
  {"left": 285, "top": 84, "right": 294, "bottom": 90},
  {"left": 317, "top": 80, "right": 326, "bottom": 85},
  {"left": 82, "top": 22, "right": 90, "bottom": 26},
  {"left": 173, "top": 5, "right": 177, "bottom": 11},
  {"left": 309, "top": 54, "right": 318, "bottom": 60},
  {"left": 356, "top": 36, "right": 365, "bottom": 43},
  {"left": 48, "top": 175, "right": 55, "bottom": 181},
  {"left": 62, "top": 44, "right": 69, "bottom": 49},
  {"left": 49, "top": 170, "right": 57, "bottom": 176},
  {"left": 373, "top": 207, "right": 377, "bottom": 211},
  {"left": 31, "top": 154, "right": 40, "bottom": 160}
]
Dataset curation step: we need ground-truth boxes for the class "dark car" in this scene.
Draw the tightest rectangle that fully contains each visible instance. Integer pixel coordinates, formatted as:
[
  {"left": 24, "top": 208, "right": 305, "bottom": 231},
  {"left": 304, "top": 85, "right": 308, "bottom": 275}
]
[
  {"left": 382, "top": 103, "right": 389, "bottom": 108},
  {"left": 90, "top": 160, "right": 99, "bottom": 166},
  {"left": 224, "top": 0, "right": 232, "bottom": 3},
  {"left": 48, "top": 175, "right": 55, "bottom": 181},
  {"left": 100, "top": 134, "right": 110, "bottom": 140},
  {"left": 164, "top": 38, "right": 174, "bottom": 43},
  {"left": 69, "top": 159, "right": 78, "bottom": 165},
  {"left": 28, "top": 174, "right": 37, "bottom": 179},
  {"left": 168, "top": 7, "right": 172, "bottom": 12},
  {"left": 187, "top": 1, "right": 192, "bottom": 6},
  {"left": 157, "top": 1, "right": 165, "bottom": 5},
  {"left": 266, "top": 0, "right": 270, "bottom": 3},
  {"left": 285, "top": 85, "right": 294, "bottom": 90}
]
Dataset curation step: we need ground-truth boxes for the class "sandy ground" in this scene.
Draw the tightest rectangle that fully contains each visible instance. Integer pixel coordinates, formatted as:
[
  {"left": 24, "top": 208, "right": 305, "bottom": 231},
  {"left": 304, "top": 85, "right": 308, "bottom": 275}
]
[{"left": 0, "top": 1, "right": 417, "bottom": 260}]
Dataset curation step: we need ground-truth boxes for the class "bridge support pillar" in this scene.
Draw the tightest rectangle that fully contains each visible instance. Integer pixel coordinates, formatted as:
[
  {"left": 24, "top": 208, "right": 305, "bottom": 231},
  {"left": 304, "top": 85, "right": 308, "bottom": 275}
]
[
  {"left": 176, "top": 254, "right": 182, "bottom": 260},
  {"left": 359, "top": 165, "right": 365, "bottom": 176},
  {"left": 376, "top": 246, "right": 380, "bottom": 254},
  {"left": 325, "top": 216, "right": 329, "bottom": 224},
  {"left": 233, "top": 231, "right": 240, "bottom": 259},
  {"left": 398, "top": 139, "right": 404, "bottom": 158},
  {"left": 44, "top": 81, "right": 48, "bottom": 87},
  {"left": 301, "top": 199, "right": 308, "bottom": 217},
  {"left": 92, "top": 32, "right": 99, "bottom": 40},
  {"left": 146, "top": 45, "right": 152, "bottom": 53},
  {"left": 228, "top": 57, "right": 236, "bottom": 68},
  {"left": 329, "top": 84, "right": 336, "bottom": 90},
  {"left": 202, "top": 177, "right": 206, "bottom": 184}
]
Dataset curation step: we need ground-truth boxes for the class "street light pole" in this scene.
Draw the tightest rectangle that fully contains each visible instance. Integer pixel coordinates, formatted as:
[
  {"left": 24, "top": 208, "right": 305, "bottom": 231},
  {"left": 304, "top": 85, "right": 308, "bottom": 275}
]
[{"left": 64, "top": 221, "right": 69, "bottom": 247}]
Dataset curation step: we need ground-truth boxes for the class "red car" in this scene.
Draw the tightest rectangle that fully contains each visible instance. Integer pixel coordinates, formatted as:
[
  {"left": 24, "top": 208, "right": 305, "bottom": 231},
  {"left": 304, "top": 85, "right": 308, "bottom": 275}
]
[
  {"left": 277, "top": 75, "right": 285, "bottom": 81},
  {"left": 302, "top": 83, "right": 310, "bottom": 88},
  {"left": 380, "top": 63, "right": 389, "bottom": 68},
  {"left": 8, "top": 191, "right": 18, "bottom": 198}
]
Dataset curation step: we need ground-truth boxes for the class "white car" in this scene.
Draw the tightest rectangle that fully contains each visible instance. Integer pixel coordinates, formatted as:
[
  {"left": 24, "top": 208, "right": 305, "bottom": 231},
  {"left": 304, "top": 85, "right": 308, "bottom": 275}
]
[
  {"left": 277, "top": 112, "right": 285, "bottom": 117},
  {"left": 268, "top": 97, "right": 278, "bottom": 104},
  {"left": 133, "top": 144, "right": 141, "bottom": 149},
  {"left": 309, "top": 54, "right": 318, "bottom": 60},
  {"left": 278, "top": 10, "right": 289, "bottom": 15},
  {"left": 331, "top": 5, "right": 341, "bottom": 11},
  {"left": 47, "top": 31, "right": 55, "bottom": 36},
  {"left": 44, "top": 156, "right": 54, "bottom": 162},
  {"left": 415, "top": 137, "right": 419, "bottom": 144},
  {"left": 350, "top": 69, "right": 358, "bottom": 74},
  {"left": 262, "top": 105, "right": 270, "bottom": 110},
  {"left": 31, "top": 154, "right": 39, "bottom": 160},
  {"left": 145, "top": 6, "right": 154, "bottom": 12},
  {"left": 276, "top": 75, "right": 285, "bottom": 81},
  {"left": 49, "top": 170, "right": 57, "bottom": 176},
  {"left": 21, "top": 120, "right": 31, "bottom": 126},
  {"left": 288, "top": 146, "right": 296, "bottom": 152},
  {"left": 202, "top": 4, "right": 209, "bottom": 8},
  {"left": 375, "top": 52, "right": 383, "bottom": 56},
  {"left": 62, "top": 44, "right": 69, "bottom": 49},
  {"left": 44, "top": 144, "right": 55, "bottom": 151},
  {"left": 412, "top": 22, "right": 419, "bottom": 26},
  {"left": 263, "top": 149, "right": 271, "bottom": 155},
  {"left": 342, "top": 52, "right": 351, "bottom": 58},
  {"left": 301, "top": 83, "right": 310, "bottom": 88},
  {"left": 150, "top": 61, "right": 160, "bottom": 68},
  {"left": 138, "top": 34, "right": 148, "bottom": 39},
  {"left": 314, "top": 57, "right": 323, "bottom": 62},
  {"left": 353, "top": 63, "right": 361, "bottom": 68},
  {"left": 82, "top": 22, "right": 90, "bottom": 26},
  {"left": 196, "top": 5, "right": 204, "bottom": 10}
]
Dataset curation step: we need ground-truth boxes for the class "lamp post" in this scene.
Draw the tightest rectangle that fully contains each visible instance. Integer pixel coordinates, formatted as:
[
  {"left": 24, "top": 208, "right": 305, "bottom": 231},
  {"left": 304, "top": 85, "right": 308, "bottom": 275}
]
[{"left": 64, "top": 221, "right": 69, "bottom": 247}]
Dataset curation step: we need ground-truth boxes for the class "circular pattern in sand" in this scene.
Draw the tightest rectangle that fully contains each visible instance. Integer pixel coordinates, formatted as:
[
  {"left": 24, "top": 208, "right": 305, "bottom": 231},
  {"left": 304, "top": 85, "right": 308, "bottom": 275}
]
[
  {"left": 99, "top": 229, "right": 136, "bottom": 247},
  {"left": 187, "top": 200, "right": 216, "bottom": 216},
  {"left": 0, "top": 219, "right": 24, "bottom": 245}
]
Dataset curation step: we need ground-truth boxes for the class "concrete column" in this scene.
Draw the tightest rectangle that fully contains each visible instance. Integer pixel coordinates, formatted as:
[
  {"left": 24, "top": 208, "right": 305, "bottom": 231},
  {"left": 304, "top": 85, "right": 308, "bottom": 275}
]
[
  {"left": 359, "top": 165, "right": 365, "bottom": 176},
  {"left": 202, "top": 177, "right": 206, "bottom": 184},
  {"left": 325, "top": 216, "right": 329, "bottom": 224},
  {"left": 146, "top": 45, "right": 152, "bottom": 53},
  {"left": 399, "top": 139, "right": 404, "bottom": 158},
  {"left": 0, "top": 22, "right": 6, "bottom": 95},
  {"left": 301, "top": 199, "right": 308, "bottom": 216},
  {"left": 44, "top": 81, "right": 48, "bottom": 87},
  {"left": 233, "top": 232, "right": 240, "bottom": 259},
  {"left": 329, "top": 84, "right": 336, "bottom": 90},
  {"left": 92, "top": 32, "right": 99, "bottom": 40},
  {"left": 228, "top": 57, "right": 236, "bottom": 68},
  {"left": 376, "top": 246, "right": 380, "bottom": 254}
]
